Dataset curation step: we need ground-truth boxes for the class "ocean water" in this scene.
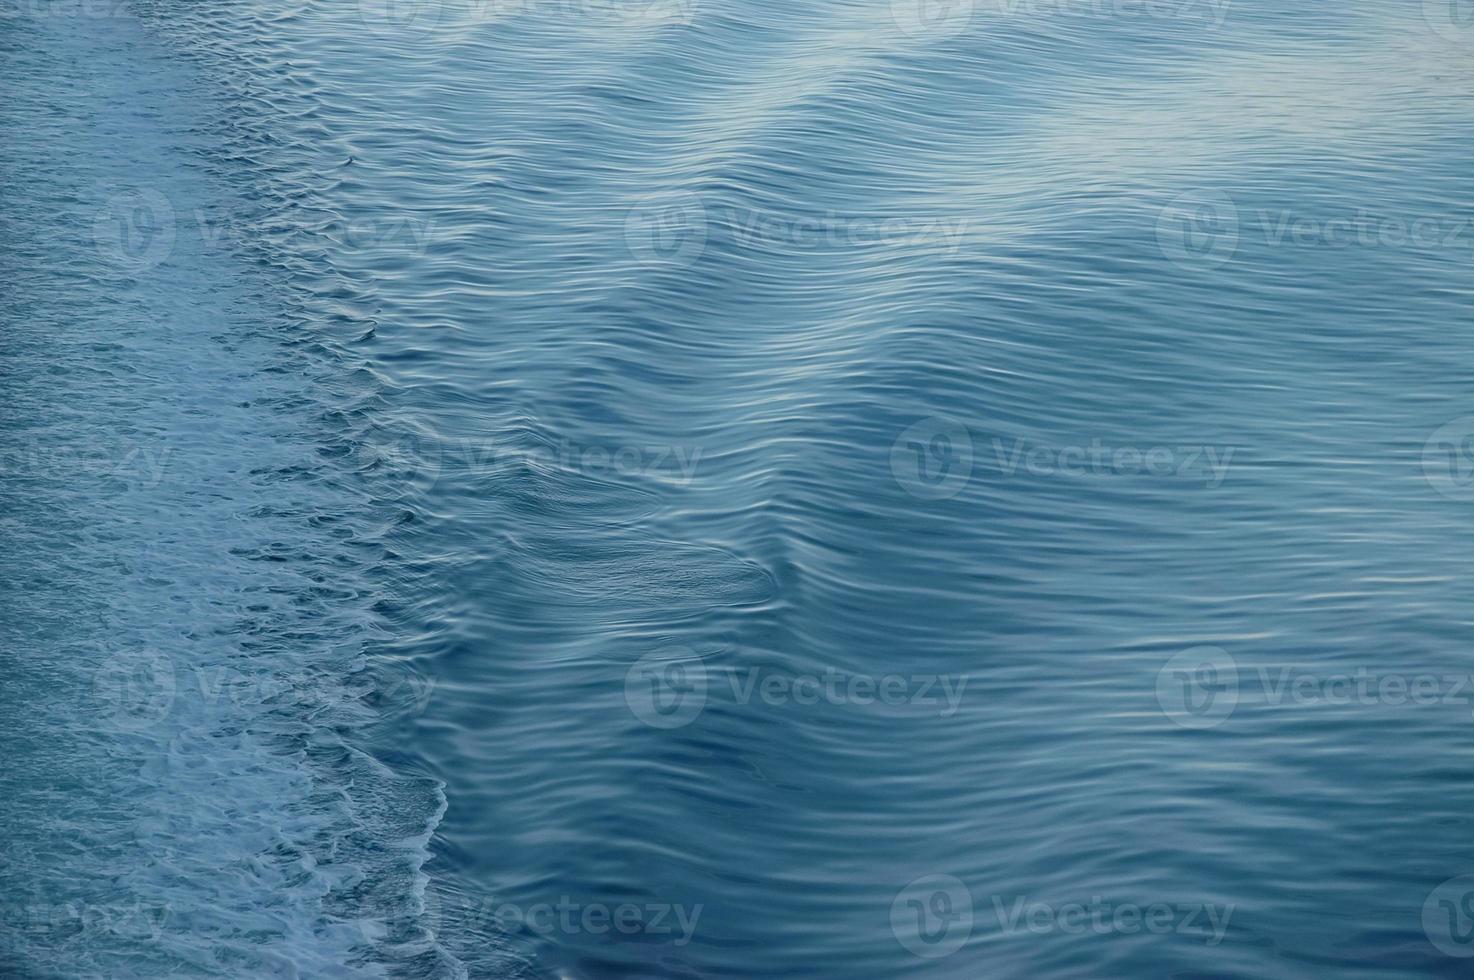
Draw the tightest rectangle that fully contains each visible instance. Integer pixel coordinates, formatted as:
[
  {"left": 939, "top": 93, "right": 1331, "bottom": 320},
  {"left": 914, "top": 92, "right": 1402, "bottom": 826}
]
[{"left": 3, "top": 0, "right": 1474, "bottom": 977}]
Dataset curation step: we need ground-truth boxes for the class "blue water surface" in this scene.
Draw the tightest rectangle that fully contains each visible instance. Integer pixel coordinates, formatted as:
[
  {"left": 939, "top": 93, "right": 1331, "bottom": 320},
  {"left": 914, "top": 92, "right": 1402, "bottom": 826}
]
[{"left": 4, "top": 1, "right": 1474, "bottom": 977}]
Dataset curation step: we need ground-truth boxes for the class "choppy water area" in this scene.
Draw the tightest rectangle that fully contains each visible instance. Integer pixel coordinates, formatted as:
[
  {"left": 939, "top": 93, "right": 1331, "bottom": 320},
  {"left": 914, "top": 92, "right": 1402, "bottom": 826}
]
[
  {"left": 1, "top": 7, "right": 443, "bottom": 977},
  {"left": 4, "top": 0, "right": 1474, "bottom": 977}
]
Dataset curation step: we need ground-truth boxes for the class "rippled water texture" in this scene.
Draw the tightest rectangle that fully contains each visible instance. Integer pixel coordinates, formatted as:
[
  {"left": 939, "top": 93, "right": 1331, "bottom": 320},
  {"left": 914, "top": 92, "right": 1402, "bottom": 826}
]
[{"left": 4, "top": 0, "right": 1474, "bottom": 977}]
